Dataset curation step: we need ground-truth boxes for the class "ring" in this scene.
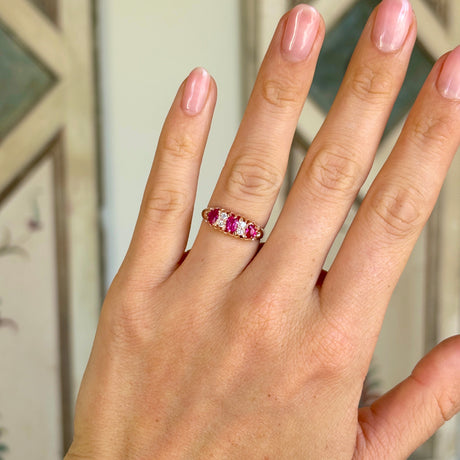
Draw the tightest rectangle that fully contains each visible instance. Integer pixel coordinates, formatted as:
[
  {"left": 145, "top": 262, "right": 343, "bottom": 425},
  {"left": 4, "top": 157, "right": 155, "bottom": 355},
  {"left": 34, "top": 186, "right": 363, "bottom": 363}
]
[{"left": 201, "top": 207, "right": 264, "bottom": 241}]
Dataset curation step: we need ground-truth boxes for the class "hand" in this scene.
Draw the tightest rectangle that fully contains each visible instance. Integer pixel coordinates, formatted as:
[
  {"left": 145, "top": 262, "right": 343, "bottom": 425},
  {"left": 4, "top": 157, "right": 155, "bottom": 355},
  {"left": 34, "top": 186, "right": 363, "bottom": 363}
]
[{"left": 66, "top": 1, "right": 460, "bottom": 458}]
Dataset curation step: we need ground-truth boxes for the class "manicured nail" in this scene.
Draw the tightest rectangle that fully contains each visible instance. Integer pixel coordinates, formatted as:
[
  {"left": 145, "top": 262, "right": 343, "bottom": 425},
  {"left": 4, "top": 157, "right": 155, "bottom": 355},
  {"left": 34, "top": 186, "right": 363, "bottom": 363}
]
[
  {"left": 281, "top": 4, "right": 319, "bottom": 62},
  {"left": 372, "top": 0, "right": 412, "bottom": 53},
  {"left": 181, "top": 67, "right": 210, "bottom": 115},
  {"left": 438, "top": 46, "right": 460, "bottom": 100}
]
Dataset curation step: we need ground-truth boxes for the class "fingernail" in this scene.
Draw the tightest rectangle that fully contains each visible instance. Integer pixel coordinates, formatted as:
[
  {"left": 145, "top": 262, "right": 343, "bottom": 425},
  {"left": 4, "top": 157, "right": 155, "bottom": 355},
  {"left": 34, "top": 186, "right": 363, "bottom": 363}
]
[
  {"left": 181, "top": 67, "right": 210, "bottom": 115},
  {"left": 438, "top": 46, "right": 460, "bottom": 100},
  {"left": 281, "top": 4, "right": 319, "bottom": 63},
  {"left": 372, "top": 0, "right": 412, "bottom": 53}
]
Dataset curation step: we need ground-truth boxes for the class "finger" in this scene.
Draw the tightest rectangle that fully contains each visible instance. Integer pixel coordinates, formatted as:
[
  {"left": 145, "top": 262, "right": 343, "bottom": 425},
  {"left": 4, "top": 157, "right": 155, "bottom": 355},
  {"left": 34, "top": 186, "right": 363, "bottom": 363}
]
[
  {"left": 354, "top": 336, "right": 460, "bottom": 460},
  {"left": 121, "top": 68, "right": 217, "bottom": 285},
  {"left": 253, "top": 0, "right": 416, "bottom": 289},
  {"left": 185, "top": 5, "right": 325, "bottom": 279},
  {"left": 323, "top": 47, "right": 460, "bottom": 340}
]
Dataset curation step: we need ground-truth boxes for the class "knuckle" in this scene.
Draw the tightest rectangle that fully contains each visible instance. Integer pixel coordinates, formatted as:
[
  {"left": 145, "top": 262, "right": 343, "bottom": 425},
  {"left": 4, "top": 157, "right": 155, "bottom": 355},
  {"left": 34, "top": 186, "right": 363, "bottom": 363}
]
[
  {"left": 232, "top": 288, "right": 290, "bottom": 355},
  {"left": 261, "top": 77, "right": 302, "bottom": 111},
  {"left": 143, "top": 187, "right": 189, "bottom": 225},
  {"left": 348, "top": 63, "right": 394, "bottom": 104},
  {"left": 226, "top": 155, "right": 283, "bottom": 200},
  {"left": 306, "top": 146, "right": 361, "bottom": 200},
  {"left": 308, "top": 316, "right": 356, "bottom": 376},
  {"left": 368, "top": 184, "right": 424, "bottom": 239},
  {"left": 111, "top": 305, "right": 152, "bottom": 348},
  {"left": 435, "top": 392, "right": 458, "bottom": 422},
  {"left": 105, "top": 284, "right": 155, "bottom": 348},
  {"left": 410, "top": 373, "right": 457, "bottom": 423},
  {"left": 159, "top": 131, "right": 200, "bottom": 160},
  {"left": 410, "top": 114, "right": 453, "bottom": 150},
  {"left": 355, "top": 408, "right": 392, "bottom": 460}
]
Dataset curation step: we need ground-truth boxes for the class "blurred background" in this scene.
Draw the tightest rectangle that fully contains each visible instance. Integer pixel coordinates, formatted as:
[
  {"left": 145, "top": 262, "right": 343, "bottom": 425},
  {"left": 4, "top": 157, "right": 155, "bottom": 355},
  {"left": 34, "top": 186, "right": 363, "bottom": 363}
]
[{"left": 0, "top": 0, "right": 458, "bottom": 458}]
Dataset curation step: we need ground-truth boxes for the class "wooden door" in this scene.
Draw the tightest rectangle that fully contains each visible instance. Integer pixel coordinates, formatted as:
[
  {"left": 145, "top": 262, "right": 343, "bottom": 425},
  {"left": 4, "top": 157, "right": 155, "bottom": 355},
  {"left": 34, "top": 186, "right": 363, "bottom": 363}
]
[
  {"left": 242, "top": 0, "right": 460, "bottom": 458},
  {"left": 0, "top": 0, "right": 100, "bottom": 457}
]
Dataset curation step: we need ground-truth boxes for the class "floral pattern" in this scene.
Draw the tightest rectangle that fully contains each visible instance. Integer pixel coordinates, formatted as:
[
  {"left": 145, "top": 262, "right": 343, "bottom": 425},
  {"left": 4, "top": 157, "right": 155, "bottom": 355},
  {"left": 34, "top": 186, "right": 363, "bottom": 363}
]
[{"left": 0, "top": 194, "right": 43, "bottom": 459}]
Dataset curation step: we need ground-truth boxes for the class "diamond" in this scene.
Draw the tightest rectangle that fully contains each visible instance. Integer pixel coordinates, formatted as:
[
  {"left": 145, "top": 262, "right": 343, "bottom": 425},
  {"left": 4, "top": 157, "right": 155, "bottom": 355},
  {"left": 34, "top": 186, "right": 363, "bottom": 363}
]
[
  {"left": 216, "top": 211, "right": 228, "bottom": 229},
  {"left": 236, "top": 218, "right": 247, "bottom": 237}
]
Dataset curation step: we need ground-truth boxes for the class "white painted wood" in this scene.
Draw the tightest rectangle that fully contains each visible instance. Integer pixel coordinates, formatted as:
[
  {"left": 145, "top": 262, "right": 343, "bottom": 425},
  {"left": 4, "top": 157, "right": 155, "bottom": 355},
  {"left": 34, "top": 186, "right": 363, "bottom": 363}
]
[
  {"left": 0, "top": 84, "right": 65, "bottom": 191},
  {"left": 358, "top": 117, "right": 405, "bottom": 199},
  {"left": 60, "top": 0, "right": 101, "bottom": 407},
  {"left": 258, "top": 0, "right": 289, "bottom": 66},
  {"left": 0, "top": 156, "right": 63, "bottom": 460},
  {"left": 0, "top": 0, "right": 101, "bottom": 449},
  {"left": 427, "top": 2, "right": 460, "bottom": 457},
  {"left": 412, "top": 0, "right": 451, "bottom": 57},
  {"left": 0, "top": 0, "right": 70, "bottom": 77},
  {"left": 297, "top": 99, "right": 326, "bottom": 142}
]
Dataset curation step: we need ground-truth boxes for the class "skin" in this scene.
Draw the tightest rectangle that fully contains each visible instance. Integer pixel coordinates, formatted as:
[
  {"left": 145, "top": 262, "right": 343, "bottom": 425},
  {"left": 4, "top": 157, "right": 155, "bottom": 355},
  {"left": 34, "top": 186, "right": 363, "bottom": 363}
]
[{"left": 66, "top": 3, "right": 460, "bottom": 459}]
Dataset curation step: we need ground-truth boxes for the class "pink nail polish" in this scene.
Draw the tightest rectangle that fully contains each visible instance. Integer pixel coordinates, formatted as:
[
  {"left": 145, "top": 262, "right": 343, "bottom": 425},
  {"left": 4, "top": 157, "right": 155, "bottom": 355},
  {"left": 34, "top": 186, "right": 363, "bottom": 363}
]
[
  {"left": 181, "top": 67, "right": 210, "bottom": 115},
  {"left": 372, "top": 0, "right": 412, "bottom": 53},
  {"left": 281, "top": 5, "right": 319, "bottom": 63},
  {"left": 438, "top": 46, "right": 460, "bottom": 100}
]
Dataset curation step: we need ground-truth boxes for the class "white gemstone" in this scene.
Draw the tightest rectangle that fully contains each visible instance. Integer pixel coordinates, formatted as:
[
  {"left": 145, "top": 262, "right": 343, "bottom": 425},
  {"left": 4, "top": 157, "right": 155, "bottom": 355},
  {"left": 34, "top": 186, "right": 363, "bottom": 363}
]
[
  {"left": 217, "top": 211, "right": 228, "bottom": 229},
  {"left": 236, "top": 218, "right": 247, "bottom": 236}
]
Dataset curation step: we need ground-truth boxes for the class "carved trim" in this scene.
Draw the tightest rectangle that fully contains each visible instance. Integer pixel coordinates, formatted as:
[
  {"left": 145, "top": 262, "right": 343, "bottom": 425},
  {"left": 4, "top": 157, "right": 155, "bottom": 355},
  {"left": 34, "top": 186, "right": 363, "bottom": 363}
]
[
  {"left": 423, "top": 0, "right": 448, "bottom": 25},
  {"left": 0, "top": 0, "right": 69, "bottom": 77},
  {"left": 28, "top": 0, "right": 59, "bottom": 26},
  {"left": 0, "top": 83, "right": 64, "bottom": 193}
]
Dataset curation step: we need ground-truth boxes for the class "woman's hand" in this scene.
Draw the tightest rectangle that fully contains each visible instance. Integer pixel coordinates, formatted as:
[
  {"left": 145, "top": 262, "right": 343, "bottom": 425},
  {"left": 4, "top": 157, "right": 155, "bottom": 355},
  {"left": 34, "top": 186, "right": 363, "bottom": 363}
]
[{"left": 66, "top": 0, "right": 460, "bottom": 458}]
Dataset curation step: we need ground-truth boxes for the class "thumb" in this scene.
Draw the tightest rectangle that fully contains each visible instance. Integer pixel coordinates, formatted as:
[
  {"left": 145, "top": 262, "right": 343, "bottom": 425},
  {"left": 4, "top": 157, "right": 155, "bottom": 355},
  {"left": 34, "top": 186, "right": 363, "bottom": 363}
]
[{"left": 354, "top": 335, "right": 460, "bottom": 459}]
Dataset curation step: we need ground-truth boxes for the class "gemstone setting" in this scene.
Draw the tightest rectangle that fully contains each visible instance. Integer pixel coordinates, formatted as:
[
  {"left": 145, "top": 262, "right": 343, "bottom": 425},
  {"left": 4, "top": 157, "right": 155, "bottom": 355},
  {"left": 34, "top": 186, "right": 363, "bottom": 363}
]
[
  {"left": 216, "top": 211, "right": 228, "bottom": 229},
  {"left": 207, "top": 208, "right": 219, "bottom": 224},
  {"left": 225, "top": 214, "right": 238, "bottom": 233},
  {"left": 202, "top": 207, "right": 263, "bottom": 241},
  {"left": 246, "top": 224, "right": 257, "bottom": 239},
  {"left": 236, "top": 218, "right": 247, "bottom": 237}
]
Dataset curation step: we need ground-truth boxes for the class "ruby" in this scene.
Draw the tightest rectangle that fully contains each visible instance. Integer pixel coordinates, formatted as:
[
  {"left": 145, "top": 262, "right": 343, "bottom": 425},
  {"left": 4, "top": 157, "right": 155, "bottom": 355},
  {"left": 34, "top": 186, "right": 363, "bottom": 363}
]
[
  {"left": 207, "top": 208, "right": 219, "bottom": 225},
  {"left": 246, "top": 224, "right": 257, "bottom": 239},
  {"left": 225, "top": 214, "right": 238, "bottom": 233}
]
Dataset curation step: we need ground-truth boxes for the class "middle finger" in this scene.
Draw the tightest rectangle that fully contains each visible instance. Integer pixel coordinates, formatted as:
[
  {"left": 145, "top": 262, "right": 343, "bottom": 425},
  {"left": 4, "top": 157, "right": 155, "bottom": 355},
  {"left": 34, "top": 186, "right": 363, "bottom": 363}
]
[
  {"left": 257, "top": 0, "right": 416, "bottom": 288},
  {"left": 186, "top": 4, "right": 324, "bottom": 279}
]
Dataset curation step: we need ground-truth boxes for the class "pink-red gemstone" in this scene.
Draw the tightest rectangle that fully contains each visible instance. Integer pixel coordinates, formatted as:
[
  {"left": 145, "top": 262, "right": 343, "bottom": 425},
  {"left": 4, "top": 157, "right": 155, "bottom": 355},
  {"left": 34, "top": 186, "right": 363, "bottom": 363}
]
[
  {"left": 207, "top": 208, "right": 219, "bottom": 225},
  {"left": 246, "top": 224, "right": 257, "bottom": 239},
  {"left": 225, "top": 214, "right": 238, "bottom": 233}
]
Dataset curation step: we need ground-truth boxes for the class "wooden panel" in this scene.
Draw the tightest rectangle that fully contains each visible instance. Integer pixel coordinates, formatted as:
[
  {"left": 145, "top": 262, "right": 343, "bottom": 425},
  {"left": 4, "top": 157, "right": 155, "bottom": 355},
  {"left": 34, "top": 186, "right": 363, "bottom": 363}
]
[
  {"left": 0, "top": 0, "right": 101, "bottom": 454},
  {"left": 0, "top": 23, "right": 55, "bottom": 139},
  {"left": 60, "top": 0, "right": 101, "bottom": 405},
  {"left": 0, "top": 136, "right": 70, "bottom": 459},
  {"left": 0, "top": 83, "right": 65, "bottom": 193},
  {"left": 423, "top": 0, "right": 448, "bottom": 25},
  {"left": 0, "top": 0, "right": 70, "bottom": 78},
  {"left": 28, "top": 0, "right": 59, "bottom": 25}
]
